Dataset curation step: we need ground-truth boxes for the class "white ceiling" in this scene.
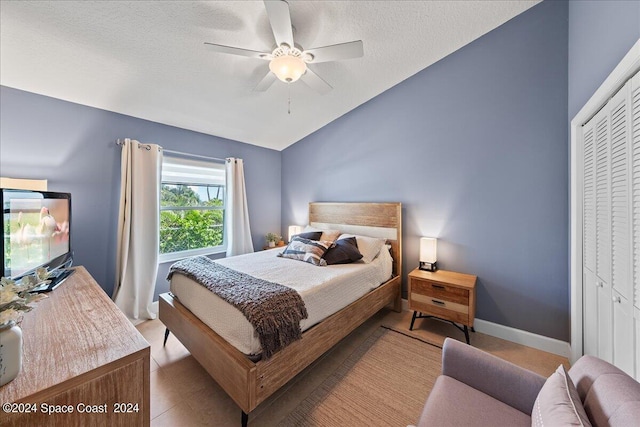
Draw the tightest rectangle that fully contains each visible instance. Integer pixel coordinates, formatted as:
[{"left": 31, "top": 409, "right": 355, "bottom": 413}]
[{"left": 0, "top": 1, "right": 540, "bottom": 151}]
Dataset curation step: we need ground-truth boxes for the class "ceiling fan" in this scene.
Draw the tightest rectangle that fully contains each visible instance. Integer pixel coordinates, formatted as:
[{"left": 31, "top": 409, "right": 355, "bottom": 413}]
[{"left": 204, "top": 0, "right": 364, "bottom": 95}]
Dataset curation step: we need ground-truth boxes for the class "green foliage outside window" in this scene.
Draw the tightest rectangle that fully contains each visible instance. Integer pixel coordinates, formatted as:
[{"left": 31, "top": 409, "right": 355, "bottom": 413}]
[{"left": 160, "top": 184, "right": 224, "bottom": 254}]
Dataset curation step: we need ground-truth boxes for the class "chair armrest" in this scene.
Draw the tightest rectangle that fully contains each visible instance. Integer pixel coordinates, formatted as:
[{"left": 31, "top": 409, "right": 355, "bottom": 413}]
[{"left": 441, "top": 338, "right": 546, "bottom": 415}]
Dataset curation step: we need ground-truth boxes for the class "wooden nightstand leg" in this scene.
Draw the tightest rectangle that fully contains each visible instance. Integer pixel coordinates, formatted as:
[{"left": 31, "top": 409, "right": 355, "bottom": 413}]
[
  {"left": 410, "top": 311, "right": 418, "bottom": 330},
  {"left": 463, "top": 325, "right": 470, "bottom": 345}
]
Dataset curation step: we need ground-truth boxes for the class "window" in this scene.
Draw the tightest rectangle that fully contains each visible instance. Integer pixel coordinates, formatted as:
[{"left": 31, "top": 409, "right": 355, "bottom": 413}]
[{"left": 159, "top": 154, "right": 226, "bottom": 262}]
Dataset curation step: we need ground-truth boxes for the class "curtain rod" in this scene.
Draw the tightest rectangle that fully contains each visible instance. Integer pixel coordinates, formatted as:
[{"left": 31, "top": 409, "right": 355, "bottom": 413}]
[
  {"left": 115, "top": 139, "right": 227, "bottom": 163},
  {"left": 163, "top": 149, "right": 226, "bottom": 163}
]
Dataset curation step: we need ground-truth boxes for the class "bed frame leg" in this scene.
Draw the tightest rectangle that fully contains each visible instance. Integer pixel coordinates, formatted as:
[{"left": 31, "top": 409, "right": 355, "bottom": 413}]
[
  {"left": 241, "top": 411, "right": 248, "bottom": 427},
  {"left": 163, "top": 328, "right": 170, "bottom": 347}
]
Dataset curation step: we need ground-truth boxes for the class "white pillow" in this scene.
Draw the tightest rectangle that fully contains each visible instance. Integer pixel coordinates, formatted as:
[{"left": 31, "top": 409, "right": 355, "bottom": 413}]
[
  {"left": 532, "top": 365, "right": 591, "bottom": 427},
  {"left": 339, "top": 234, "right": 386, "bottom": 264},
  {"left": 303, "top": 225, "right": 341, "bottom": 242}
]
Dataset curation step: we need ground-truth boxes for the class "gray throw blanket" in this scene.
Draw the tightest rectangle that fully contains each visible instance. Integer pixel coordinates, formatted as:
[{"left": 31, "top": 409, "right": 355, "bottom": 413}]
[{"left": 167, "top": 256, "right": 308, "bottom": 359}]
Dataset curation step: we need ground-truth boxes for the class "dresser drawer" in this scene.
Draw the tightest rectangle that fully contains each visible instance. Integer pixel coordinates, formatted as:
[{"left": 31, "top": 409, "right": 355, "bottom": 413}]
[{"left": 410, "top": 278, "right": 469, "bottom": 305}]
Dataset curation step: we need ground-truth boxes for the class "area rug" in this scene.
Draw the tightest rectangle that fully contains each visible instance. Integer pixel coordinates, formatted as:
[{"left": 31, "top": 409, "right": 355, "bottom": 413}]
[{"left": 278, "top": 327, "right": 442, "bottom": 427}]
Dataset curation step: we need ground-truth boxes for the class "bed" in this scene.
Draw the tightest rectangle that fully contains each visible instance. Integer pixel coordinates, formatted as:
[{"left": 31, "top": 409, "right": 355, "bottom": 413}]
[{"left": 158, "top": 202, "right": 402, "bottom": 426}]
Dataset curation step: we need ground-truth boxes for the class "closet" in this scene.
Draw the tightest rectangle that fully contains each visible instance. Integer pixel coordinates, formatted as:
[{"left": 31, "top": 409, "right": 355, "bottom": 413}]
[{"left": 582, "top": 70, "right": 640, "bottom": 379}]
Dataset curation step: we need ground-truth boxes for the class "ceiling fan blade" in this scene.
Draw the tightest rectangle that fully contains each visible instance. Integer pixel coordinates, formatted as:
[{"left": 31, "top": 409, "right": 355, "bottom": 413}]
[
  {"left": 264, "top": 0, "right": 294, "bottom": 47},
  {"left": 300, "top": 68, "right": 332, "bottom": 95},
  {"left": 303, "top": 40, "right": 364, "bottom": 63},
  {"left": 204, "top": 42, "right": 270, "bottom": 60},
  {"left": 254, "top": 72, "right": 277, "bottom": 92}
]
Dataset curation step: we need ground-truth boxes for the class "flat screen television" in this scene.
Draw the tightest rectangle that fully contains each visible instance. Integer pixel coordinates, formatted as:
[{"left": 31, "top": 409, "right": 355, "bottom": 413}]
[{"left": 1, "top": 188, "right": 74, "bottom": 290}]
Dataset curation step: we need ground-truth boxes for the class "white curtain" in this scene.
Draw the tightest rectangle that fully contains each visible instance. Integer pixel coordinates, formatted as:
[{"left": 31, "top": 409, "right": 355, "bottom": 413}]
[
  {"left": 225, "top": 158, "right": 254, "bottom": 256},
  {"left": 113, "top": 138, "right": 162, "bottom": 321}
]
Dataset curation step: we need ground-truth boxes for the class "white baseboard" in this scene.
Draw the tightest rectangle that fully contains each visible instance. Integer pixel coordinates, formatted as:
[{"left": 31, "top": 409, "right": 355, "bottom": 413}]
[
  {"left": 400, "top": 298, "right": 571, "bottom": 358},
  {"left": 473, "top": 319, "right": 571, "bottom": 358}
]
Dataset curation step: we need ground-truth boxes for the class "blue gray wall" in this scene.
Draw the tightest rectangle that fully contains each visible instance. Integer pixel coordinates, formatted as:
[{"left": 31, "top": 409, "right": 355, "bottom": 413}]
[
  {"left": 282, "top": 1, "right": 570, "bottom": 340},
  {"left": 0, "top": 86, "right": 281, "bottom": 298},
  {"left": 568, "top": 0, "right": 640, "bottom": 120}
]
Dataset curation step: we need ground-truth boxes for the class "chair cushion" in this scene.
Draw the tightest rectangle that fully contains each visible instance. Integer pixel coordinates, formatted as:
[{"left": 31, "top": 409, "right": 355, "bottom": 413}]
[
  {"left": 569, "top": 355, "right": 640, "bottom": 427},
  {"left": 532, "top": 364, "right": 591, "bottom": 426},
  {"left": 417, "top": 376, "right": 531, "bottom": 427}
]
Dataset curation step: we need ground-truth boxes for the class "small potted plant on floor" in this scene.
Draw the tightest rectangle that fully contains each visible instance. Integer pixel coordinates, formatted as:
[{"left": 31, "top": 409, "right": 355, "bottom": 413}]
[{"left": 265, "top": 233, "right": 281, "bottom": 248}]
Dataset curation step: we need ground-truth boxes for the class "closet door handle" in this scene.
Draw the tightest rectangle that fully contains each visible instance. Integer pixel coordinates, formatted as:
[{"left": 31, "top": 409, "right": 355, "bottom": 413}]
[
  {"left": 596, "top": 282, "right": 603, "bottom": 288},
  {"left": 612, "top": 296, "right": 621, "bottom": 303}
]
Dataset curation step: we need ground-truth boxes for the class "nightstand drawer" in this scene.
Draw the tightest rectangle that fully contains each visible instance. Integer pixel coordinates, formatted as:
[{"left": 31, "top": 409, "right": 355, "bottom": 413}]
[
  {"left": 410, "top": 294, "right": 469, "bottom": 325},
  {"left": 410, "top": 278, "right": 469, "bottom": 305}
]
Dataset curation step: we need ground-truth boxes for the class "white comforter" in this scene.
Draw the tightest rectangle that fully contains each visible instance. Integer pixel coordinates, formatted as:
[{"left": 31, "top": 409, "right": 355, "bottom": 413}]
[{"left": 169, "top": 247, "right": 393, "bottom": 355}]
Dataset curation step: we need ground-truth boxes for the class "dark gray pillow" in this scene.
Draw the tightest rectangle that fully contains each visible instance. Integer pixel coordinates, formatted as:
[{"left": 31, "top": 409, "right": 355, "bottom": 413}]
[
  {"left": 292, "top": 231, "right": 323, "bottom": 241},
  {"left": 323, "top": 237, "right": 363, "bottom": 265}
]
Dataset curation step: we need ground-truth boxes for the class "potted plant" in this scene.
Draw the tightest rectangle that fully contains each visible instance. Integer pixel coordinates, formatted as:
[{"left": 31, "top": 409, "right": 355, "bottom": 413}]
[{"left": 265, "top": 232, "right": 281, "bottom": 248}]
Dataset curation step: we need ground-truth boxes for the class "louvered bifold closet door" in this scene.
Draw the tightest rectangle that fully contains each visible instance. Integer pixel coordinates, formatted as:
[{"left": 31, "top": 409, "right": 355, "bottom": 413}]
[
  {"left": 582, "top": 68, "right": 640, "bottom": 379},
  {"left": 596, "top": 108, "right": 611, "bottom": 285},
  {"left": 609, "top": 86, "right": 631, "bottom": 300},
  {"left": 633, "top": 70, "right": 640, "bottom": 311},
  {"left": 583, "top": 120, "right": 598, "bottom": 357},
  {"left": 594, "top": 106, "right": 614, "bottom": 362},
  {"left": 609, "top": 82, "right": 633, "bottom": 376},
  {"left": 631, "top": 71, "right": 640, "bottom": 380},
  {"left": 584, "top": 122, "right": 597, "bottom": 272}
]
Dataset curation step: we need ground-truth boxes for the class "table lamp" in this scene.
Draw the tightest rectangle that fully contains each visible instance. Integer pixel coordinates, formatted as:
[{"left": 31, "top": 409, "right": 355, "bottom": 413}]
[{"left": 419, "top": 237, "right": 437, "bottom": 271}]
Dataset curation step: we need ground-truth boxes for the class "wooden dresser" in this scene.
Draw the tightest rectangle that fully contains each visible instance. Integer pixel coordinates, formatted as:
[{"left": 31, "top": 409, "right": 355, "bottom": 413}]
[
  {"left": 408, "top": 268, "right": 477, "bottom": 344},
  {"left": 0, "top": 266, "right": 150, "bottom": 426}
]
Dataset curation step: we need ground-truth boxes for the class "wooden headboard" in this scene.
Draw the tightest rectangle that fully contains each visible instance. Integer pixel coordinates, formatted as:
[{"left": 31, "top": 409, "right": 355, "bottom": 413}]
[{"left": 308, "top": 202, "right": 402, "bottom": 277}]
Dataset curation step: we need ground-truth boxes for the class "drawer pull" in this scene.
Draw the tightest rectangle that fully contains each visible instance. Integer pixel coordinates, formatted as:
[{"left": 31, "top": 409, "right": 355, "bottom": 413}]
[
  {"left": 432, "top": 299, "right": 445, "bottom": 306},
  {"left": 432, "top": 284, "right": 445, "bottom": 290}
]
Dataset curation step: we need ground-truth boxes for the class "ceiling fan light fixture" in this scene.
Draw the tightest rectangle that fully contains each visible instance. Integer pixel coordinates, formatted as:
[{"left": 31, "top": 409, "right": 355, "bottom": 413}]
[{"left": 269, "top": 45, "right": 307, "bottom": 83}]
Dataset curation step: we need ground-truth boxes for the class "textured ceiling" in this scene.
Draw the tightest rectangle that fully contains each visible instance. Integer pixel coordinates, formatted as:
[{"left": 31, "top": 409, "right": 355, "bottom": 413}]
[{"left": 0, "top": 1, "right": 540, "bottom": 151}]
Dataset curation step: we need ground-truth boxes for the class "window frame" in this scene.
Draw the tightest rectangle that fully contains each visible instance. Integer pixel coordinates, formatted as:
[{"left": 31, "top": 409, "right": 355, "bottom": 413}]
[{"left": 158, "top": 156, "right": 226, "bottom": 263}]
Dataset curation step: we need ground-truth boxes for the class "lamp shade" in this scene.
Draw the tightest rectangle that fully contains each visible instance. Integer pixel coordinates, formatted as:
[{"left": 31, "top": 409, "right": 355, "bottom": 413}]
[
  {"left": 288, "top": 225, "right": 303, "bottom": 242},
  {"left": 419, "top": 237, "right": 437, "bottom": 263},
  {"left": 269, "top": 55, "right": 307, "bottom": 83}
]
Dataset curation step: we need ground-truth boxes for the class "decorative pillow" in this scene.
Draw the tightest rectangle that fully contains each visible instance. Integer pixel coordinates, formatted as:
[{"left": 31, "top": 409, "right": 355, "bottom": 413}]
[
  {"left": 339, "top": 234, "right": 386, "bottom": 264},
  {"left": 323, "top": 237, "right": 363, "bottom": 265},
  {"left": 303, "top": 225, "right": 341, "bottom": 242},
  {"left": 532, "top": 365, "right": 592, "bottom": 427},
  {"left": 278, "top": 236, "right": 332, "bottom": 266},
  {"left": 292, "top": 231, "right": 323, "bottom": 241}
]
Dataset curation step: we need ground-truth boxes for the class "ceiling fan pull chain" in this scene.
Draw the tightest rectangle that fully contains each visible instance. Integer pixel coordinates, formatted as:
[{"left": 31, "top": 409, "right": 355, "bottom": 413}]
[{"left": 288, "top": 83, "right": 291, "bottom": 115}]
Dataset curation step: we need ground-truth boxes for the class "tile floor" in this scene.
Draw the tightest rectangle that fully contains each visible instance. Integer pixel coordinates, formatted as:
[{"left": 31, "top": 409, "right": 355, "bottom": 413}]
[{"left": 137, "top": 308, "right": 569, "bottom": 426}]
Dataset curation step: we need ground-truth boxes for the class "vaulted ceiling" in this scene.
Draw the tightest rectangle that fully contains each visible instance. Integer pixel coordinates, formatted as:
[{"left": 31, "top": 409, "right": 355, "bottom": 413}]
[{"left": 0, "top": 1, "right": 540, "bottom": 151}]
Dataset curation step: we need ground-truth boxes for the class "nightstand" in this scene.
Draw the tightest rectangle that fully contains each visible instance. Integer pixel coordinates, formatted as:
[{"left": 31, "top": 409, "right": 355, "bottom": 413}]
[{"left": 408, "top": 268, "right": 477, "bottom": 344}]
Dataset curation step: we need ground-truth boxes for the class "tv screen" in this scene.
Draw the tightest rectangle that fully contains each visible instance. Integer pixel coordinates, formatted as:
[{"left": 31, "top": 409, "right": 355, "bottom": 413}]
[{"left": 1, "top": 189, "right": 72, "bottom": 280}]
